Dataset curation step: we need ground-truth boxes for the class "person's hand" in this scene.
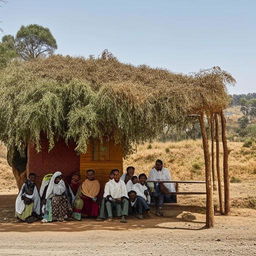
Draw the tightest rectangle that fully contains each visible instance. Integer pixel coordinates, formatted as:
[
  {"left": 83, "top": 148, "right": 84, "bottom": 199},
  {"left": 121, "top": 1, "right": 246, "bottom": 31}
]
[{"left": 144, "top": 190, "right": 149, "bottom": 196}]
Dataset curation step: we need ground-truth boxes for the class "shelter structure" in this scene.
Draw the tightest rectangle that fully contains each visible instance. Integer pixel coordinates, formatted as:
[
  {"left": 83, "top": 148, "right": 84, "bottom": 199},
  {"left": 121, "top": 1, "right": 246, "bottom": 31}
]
[{"left": 0, "top": 53, "right": 236, "bottom": 228}]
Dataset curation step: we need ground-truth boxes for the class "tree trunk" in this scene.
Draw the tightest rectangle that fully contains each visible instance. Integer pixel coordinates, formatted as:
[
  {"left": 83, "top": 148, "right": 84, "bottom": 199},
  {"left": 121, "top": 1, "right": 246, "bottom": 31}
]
[
  {"left": 215, "top": 113, "right": 224, "bottom": 214},
  {"left": 199, "top": 113, "right": 214, "bottom": 228},
  {"left": 220, "top": 110, "right": 230, "bottom": 215},
  {"left": 7, "top": 147, "right": 27, "bottom": 190},
  {"left": 12, "top": 168, "right": 27, "bottom": 190}
]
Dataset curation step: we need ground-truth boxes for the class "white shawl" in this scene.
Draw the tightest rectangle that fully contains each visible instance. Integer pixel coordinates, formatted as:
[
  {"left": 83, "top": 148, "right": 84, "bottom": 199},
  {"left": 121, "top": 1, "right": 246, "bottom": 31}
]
[
  {"left": 45, "top": 171, "right": 66, "bottom": 199},
  {"left": 15, "top": 183, "right": 41, "bottom": 215}
]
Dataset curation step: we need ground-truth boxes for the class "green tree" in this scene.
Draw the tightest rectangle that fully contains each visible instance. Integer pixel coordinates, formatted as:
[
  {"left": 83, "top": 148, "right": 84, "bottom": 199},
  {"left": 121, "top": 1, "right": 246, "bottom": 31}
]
[
  {"left": 239, "top": 98, "right": 248, "bottom": 106},
  {"left": 238, "top": 116, "right": 249, "bottom": 129},
  {"left": 0, "top": 35, "right": 18, "bottom": 68},
  {"left": 15, "top": 24, "right": 57, "bottom": 60}
]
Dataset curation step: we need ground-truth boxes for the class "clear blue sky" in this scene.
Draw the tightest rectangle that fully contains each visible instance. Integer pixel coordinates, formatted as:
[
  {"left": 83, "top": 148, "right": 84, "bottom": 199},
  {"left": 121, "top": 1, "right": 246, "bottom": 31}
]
[{"left": 1, "top": 0, "right": 256, "bottom": 94}]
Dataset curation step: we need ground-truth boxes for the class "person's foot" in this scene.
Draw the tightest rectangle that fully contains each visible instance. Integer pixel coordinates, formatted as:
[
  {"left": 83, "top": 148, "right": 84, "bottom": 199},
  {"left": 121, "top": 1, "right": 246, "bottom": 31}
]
[
  {"left": 26, "top": 216, "right": 37, "bottom": 223},
  {"left": 96, "top": 217, "right": 104, "bottom": 221},
  {"left": 144, "top": 210, "right": 150, "bottom": 218},
  {"left": 136, "top": 214, "right": 144, "bottom": 219},
  {"left": 41, "top": 219, "right": 48, "bottom": 223},
  {"left": 106, "top": 217, "right": 113, "bottom": 222},
  {"left": 120, "top": 216, "right": 127, "bottom": 223},
  {"left": 155, "top": 210, "right": 164, "bottom": 217}
]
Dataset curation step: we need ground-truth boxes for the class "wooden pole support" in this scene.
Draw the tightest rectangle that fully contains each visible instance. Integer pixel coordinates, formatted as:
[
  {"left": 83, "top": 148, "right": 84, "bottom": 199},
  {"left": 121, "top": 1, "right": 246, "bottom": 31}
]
[
  {"left": 199, "top": 113, "right": 214, "bottom": 228},
  {"left": 220, "top": 110, "right": 230, "bottom": 215},
  {"left": 215, "top": 113, "right": 224, "bottom": 214},
  {"left": 210, "top": 114, "right": 216, "bottom": 191}
]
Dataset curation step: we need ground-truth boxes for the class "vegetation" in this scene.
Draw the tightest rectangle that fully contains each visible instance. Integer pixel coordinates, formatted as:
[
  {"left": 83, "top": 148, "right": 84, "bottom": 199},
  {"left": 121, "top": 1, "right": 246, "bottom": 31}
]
[
  {"left": 15, "top": 24, "right": 57, "bottom": 60},
  {"left": 0, "top": 55, "right": 235, "bottom": 157},
  {"left": 0, "top": 24, "right": 57, "bottom": 67}
]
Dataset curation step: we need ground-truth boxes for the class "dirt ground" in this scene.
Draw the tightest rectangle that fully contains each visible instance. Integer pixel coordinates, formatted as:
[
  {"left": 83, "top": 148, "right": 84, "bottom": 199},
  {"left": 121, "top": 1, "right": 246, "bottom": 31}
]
[
  {"left": 0, "top": 212, "right": 255, "bottom": 256},
  {"left": 0, "top": 190, "right": 256, "bottom": 256}
]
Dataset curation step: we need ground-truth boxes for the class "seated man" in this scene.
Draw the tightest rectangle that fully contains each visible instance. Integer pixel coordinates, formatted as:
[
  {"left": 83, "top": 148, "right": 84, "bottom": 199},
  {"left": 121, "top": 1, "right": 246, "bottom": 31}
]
[
  {"left": 133, "top": 173, "right": 151, "bottom": 205},
  {"left": 15, "top": 173, "right": 41, "bottom": 223},
  {"left": 148, "top": 159, "right": 176, "bottom": 216},
  {"left": 128, "top": 190, "right": 150, "bottom": 219},
  {"left": 104, "top": 169, "right": 129, "bottom": 223},
  {"left": 126, "top": 175, "right": 138, "bottom": 193},
  {"left": 97, "top": 170, "right": 115, "bottom": 221},
  {"left": 73, "top": 169, "right": 100, "bottom": 220},
  {"left": 120, "top": 166, "right": 135, "bottom": 184}
]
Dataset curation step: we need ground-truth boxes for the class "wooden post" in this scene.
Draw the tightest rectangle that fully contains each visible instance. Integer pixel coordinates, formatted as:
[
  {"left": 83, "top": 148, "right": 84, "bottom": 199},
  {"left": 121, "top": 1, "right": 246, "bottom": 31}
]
[
  {"left": 215, "top": 113, "right": 224, "bottom": 214},
  {"left": 199, "top": 113, "right": 214, "bottom": 228},
  {"left": 210, "top": 114, "right": 216, "bottom": 191},
  {"left": 220, "top": 110, "right": 230, "bottom": 215}
]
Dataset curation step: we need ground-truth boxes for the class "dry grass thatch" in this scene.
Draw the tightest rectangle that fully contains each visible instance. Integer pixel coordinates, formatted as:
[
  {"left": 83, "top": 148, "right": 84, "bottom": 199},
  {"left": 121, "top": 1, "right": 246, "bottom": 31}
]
[{"left": 0, "top": 55, "right": 235, "bottom": 154}]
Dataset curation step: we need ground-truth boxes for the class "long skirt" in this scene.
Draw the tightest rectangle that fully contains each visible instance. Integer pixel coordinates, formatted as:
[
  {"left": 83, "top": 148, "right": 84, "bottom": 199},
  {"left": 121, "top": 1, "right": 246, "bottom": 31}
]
[
  {"left": 73, "top": 195, "right": 99, "bottom": 220},
  {"left": 16, "top": 203, "right": 34, "bottom": 221},
  {"left": 52, "top": 195, "right": 71, "bottom": 221}
]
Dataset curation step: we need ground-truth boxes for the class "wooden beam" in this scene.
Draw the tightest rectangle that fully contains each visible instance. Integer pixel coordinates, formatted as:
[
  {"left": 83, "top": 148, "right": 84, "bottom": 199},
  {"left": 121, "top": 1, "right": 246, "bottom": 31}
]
[
  {"left": 220, "top": 110, "right": 230, "bottom": 215},
  {"left": 215, "top": 113, "right": 224, "bottom": 214},
  {"left": 147, "top": 180, "right": 205, "bottom": 184},
  {"left": 199, "top": 113, "right": 214, "bottom": 228}
]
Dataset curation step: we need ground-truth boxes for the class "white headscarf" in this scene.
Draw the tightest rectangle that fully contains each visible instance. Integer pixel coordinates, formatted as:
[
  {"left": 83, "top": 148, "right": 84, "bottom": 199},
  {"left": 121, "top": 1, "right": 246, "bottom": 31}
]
[
  {"left": 45, "top": 171, "right": 66, "bottom": 199},
  {"left": 39, "top": 173, "right": 53, "bottom": 197}
]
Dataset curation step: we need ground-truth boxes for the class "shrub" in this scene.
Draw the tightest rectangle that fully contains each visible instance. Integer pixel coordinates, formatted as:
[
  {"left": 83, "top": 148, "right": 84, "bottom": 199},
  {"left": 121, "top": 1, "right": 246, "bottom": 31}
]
[
  {"left": 147, "top": 144, "right": 152, "bottom": 149},
  {"left": 230, "top": 176, "right": 242, "bottom": 183},
  {"left": 165, "top": 148, "right": 170, "bottom": 153},
  {"left": 243, "top": 139, "right": 253, "bottom": 148},
  {"left": 192, "top": 162, "right": 202, "bottom": 170}
]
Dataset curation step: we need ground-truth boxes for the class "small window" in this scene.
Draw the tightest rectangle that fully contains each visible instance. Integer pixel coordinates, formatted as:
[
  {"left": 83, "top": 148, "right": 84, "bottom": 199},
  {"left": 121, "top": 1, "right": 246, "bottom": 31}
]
[{"left": 93, "top": 140, "right": 110, "bottom": 161}]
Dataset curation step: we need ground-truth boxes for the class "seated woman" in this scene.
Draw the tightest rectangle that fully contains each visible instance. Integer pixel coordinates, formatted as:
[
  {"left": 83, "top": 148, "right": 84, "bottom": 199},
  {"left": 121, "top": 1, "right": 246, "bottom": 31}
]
[
  {"left": 73, "top": 169, "right": 100, "bottom": 220},
  {"left": 40, "top": 173, "right": 53, "bottom": 216},
  {"left": 15, "top": 173, "right": 40, "bottom": 223},
  {"left": 65, "top": 173, "right": 81, "bottom": 205},
  {"left": 42, "top": 171, "right": 72, "bottom": 222}
]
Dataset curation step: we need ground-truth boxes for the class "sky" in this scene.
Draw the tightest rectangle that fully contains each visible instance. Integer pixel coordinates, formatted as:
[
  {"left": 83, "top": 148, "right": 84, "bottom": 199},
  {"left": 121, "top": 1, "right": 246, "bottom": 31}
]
[{"left": 1, "top": 0, "right": 255, "bottom": 94}]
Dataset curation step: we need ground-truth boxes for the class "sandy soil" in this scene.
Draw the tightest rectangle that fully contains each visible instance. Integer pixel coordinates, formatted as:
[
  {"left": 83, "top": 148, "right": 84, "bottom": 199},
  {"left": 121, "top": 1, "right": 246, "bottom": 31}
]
[
  {"left": 0, "top": 192, "right": 256, "bottom": 256},
  {"left": 0, "top": 214, "right": 255, "bottom": 255}
]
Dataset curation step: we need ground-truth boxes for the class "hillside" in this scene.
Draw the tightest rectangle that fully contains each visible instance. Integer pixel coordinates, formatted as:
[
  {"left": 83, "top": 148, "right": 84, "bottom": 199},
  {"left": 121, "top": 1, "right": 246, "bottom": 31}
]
[
  {"left": 1, "top": 139, "right": 256, "bottom": 193},
  {"left": 0, "top": 143, "right": 17, "bottom": 192}
]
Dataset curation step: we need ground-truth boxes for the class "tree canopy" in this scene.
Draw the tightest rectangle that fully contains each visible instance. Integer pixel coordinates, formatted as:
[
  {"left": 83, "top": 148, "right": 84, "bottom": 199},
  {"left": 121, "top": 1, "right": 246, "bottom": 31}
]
[
  {"left": 0, "top": 55, "right": 235, "bottom": 155},
  {"left": 15, "top": 24, "right": 57, "bottom": 60},
  {"left": 0, "top": 35, "right": 18, "bottom": 68},
  {"left": 0, "top": 24, "right": 57, "bottom": 66}
]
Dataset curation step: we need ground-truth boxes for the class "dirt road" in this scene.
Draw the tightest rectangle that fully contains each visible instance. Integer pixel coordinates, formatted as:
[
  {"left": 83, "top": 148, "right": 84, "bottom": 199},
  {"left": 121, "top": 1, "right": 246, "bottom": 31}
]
[{"left": 0, "top": 211, "right": 256, "bottom": 256}]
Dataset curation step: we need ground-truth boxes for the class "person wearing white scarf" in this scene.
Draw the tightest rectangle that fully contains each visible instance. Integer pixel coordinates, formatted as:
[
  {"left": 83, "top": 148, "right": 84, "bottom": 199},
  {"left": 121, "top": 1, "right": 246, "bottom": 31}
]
[
  {"left": 42, "top": 171, "right": 71, "bottom": 222},
  {"left": 15, "top": 173, "right": 40, "bottom": 222}
]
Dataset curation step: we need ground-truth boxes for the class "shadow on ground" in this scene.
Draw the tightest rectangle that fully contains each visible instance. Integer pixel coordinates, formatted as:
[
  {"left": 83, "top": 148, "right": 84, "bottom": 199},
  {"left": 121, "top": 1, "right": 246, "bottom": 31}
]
[{"left": 0, "top": 194, "right": 206, "bottom": 232}]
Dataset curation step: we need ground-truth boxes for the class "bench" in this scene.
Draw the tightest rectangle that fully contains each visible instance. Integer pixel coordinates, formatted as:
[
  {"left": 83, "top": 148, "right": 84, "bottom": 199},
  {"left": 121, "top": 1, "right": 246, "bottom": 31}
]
[{"left": 147, "top": 180, "right": 206, "bottom": 203}]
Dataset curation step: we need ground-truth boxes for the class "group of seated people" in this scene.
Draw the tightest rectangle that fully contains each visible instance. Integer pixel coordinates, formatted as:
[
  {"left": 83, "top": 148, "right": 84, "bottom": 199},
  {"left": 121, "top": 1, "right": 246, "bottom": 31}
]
[{"left": 15, "top": 159, "right": 176, "bottom": 223}]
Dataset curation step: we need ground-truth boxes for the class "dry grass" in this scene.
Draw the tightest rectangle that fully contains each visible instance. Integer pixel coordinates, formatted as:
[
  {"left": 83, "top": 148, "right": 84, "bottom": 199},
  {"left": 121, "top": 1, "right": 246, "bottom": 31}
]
[
  {"left": 1, "top": 139, "right": 256, "bottom": 204},
  {"left": 0, "top": 143, "right": 16, "bottom": 192},
  {"left": 124, "top": 140, "right": 256, "bottom": 181}
]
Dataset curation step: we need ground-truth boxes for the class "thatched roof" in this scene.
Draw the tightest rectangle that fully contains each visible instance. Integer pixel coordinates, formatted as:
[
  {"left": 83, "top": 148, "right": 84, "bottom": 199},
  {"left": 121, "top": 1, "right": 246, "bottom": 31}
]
[{"left": 0, "top": 55, "right": 235, "bottom": 154}]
